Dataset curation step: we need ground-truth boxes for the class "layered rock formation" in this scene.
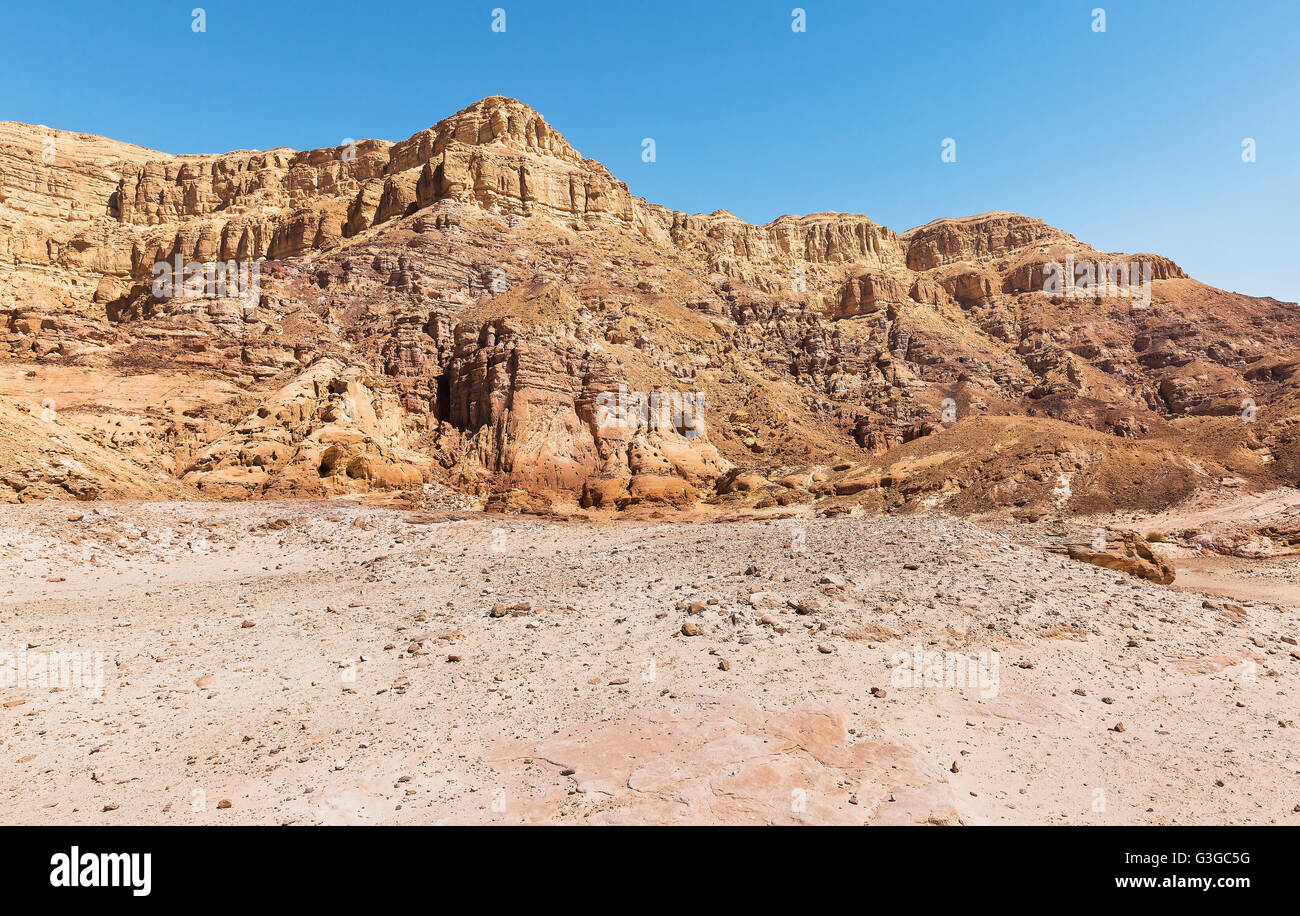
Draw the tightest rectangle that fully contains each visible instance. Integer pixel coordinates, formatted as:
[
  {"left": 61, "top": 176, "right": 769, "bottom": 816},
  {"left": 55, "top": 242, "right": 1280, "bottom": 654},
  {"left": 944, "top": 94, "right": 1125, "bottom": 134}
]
[
  {"left": 2, "top": 96, "right": 1297, "bottom": 513},
  {"left": 180, "top": 358, "right": 431, "bottom": 498}
]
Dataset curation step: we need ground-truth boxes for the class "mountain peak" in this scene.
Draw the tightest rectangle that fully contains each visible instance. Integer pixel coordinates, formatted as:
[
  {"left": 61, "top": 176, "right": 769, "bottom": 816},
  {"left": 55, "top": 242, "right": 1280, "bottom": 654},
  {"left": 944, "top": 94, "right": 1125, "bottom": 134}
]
[
  {"left": 420, "top": 95, "right": 584, "bottom": 164},
  {"left": 899, "top": 211, "right": 1080, "bottom": 270}
]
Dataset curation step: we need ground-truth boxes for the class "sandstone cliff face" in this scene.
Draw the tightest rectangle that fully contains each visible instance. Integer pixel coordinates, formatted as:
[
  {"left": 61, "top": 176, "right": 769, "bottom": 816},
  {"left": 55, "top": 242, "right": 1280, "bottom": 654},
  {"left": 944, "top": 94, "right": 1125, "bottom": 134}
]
[
  {"left": 1, "top": 98, "right": 903, "bottom": 311},
  {"left": 181, "top": 358, "right": 431, "bottom": 498},
  {"left": 0, "top": 396, "right": 192, "bottom": 503},
  {"left": 900, "top": 212, "right": 1076, "bottom": 270},
  {"left": 439, "top": 282, "right": 729, "bottom": 506},
  {"left": 2, "top": 96, "right": 1298, "bottom": 513},
  {"left": 1, "top": 97, "right": 659, "bottom": 318}
]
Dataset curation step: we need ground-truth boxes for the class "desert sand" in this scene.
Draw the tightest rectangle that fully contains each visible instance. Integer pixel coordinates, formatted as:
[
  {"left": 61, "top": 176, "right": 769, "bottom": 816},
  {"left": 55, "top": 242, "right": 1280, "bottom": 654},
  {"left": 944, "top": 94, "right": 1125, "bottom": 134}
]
[{"left": 2, "top": 498, "right": 1296, "bottom": 825}]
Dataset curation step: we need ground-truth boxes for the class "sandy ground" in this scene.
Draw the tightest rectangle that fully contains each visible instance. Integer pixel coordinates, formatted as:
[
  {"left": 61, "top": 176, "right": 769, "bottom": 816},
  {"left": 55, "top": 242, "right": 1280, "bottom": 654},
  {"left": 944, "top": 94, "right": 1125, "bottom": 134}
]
[
  {"left": 1173, "top": 557, "right": 1300, "bottom": 607},
  {"left": 1, "top": 499, "right": 1297, "bottom": 825}
]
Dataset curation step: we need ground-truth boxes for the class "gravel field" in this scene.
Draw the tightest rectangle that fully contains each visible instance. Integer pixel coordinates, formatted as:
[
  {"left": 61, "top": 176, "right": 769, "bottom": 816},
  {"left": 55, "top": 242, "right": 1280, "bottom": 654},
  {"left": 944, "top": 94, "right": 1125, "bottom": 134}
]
[{"left": 2, "top": 500, "right": 1297, "bottom": 825}]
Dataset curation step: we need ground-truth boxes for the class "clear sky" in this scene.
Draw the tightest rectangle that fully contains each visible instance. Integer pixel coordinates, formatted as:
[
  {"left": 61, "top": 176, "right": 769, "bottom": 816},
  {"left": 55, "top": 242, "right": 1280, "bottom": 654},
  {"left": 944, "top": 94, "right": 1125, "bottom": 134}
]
[{"left": 4, "top": 0, "right": 1297, "bottom": 301}]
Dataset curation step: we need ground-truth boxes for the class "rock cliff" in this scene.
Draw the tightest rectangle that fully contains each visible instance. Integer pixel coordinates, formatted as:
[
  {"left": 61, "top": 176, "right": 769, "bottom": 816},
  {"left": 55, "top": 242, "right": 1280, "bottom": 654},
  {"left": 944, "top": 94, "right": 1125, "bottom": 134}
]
[{"left": 2, "top": 96, "right": 1297, "bottom": 513}]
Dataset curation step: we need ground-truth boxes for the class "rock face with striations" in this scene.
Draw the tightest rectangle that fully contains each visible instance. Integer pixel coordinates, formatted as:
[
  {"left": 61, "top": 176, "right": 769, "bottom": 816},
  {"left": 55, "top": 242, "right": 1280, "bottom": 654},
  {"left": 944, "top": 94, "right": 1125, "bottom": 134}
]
[{"left": 1, "top": 95, "right": 1298, "bottom": 512}]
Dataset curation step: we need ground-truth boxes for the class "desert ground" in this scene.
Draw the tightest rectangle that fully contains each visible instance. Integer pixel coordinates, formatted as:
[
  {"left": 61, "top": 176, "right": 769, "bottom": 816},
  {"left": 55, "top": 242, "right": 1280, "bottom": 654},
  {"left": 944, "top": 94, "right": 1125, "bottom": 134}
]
[{"left": 1, "top": 498, "right": 1296, "bottom": 825}]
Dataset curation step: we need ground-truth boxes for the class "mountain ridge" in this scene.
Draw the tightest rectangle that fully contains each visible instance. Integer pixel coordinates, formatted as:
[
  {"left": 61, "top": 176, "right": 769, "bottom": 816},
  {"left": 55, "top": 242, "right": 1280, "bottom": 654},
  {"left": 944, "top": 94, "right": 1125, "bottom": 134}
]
[
  {"left": 1, "top": 97, "right": 1205, "bottom": 270},
  {"left": 1, "top": 95, "right": 1297, "bottom": 516}
]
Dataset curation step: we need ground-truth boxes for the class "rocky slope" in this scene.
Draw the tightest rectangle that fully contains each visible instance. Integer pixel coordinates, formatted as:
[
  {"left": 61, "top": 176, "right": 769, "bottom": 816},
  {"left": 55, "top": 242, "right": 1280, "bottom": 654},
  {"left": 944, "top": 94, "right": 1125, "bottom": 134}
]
[{"left": 2, "top": 96, "right": 1297, "bottom": 515}]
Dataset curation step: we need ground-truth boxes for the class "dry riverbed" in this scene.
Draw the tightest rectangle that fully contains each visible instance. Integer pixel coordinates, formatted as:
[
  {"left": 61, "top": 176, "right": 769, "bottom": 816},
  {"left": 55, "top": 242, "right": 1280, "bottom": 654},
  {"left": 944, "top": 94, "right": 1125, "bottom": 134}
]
[{"left": 1, "top": 500, "right": 1297, "bottom": 825}]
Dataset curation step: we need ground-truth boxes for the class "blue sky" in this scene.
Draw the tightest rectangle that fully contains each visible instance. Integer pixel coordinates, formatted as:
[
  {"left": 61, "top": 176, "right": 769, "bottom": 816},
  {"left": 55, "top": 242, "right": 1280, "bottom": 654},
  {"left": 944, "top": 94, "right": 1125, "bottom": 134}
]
[{"left": 4, "top": 0, "right": 1297, "bottom": 301}]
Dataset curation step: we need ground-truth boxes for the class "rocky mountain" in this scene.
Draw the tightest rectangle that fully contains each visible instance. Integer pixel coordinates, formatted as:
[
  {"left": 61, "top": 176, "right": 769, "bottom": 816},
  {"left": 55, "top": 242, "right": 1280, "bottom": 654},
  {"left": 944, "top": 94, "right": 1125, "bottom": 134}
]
[{"left": 2, "top": 95, "right": 1297, "bottom": 515}]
